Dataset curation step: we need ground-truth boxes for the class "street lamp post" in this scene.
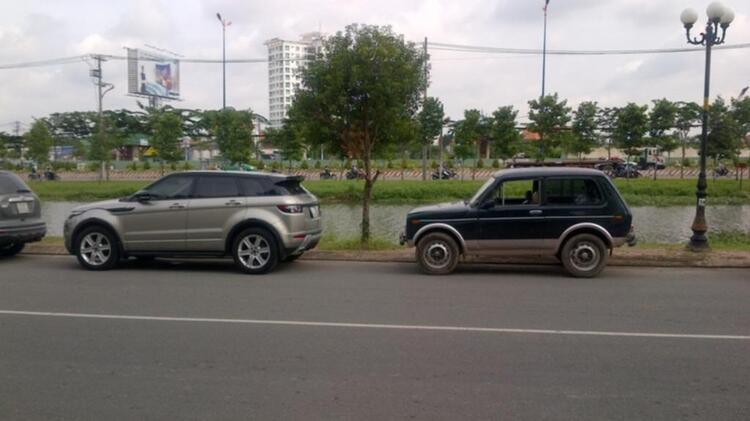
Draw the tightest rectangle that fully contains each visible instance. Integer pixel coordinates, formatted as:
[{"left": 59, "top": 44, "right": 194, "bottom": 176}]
[
  {"left": 680, "top": 2, "right": 734, "bottom": 250},
  {"left": 216, "top": 13, "right": 231, "bottom": 109}
]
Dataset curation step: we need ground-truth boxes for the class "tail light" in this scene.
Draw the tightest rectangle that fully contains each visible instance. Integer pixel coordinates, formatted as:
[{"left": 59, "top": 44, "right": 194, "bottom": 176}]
[{"left": 277, "top": 204, "right": 304, "bottom": 214}]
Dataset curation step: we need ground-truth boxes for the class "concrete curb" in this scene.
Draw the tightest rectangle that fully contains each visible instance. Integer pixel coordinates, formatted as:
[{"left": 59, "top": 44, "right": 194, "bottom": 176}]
[{"left": 22, "top": 244, "right": 750, "bottom": 268}]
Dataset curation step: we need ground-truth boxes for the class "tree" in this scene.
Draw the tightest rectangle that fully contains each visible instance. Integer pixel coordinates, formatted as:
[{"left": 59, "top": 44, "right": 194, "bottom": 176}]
[
  {"left": 597, "top": 107, "right": 619, "bottom": 159},
  {"left": 417, "top": 97, "right": 444, "bottom": 180},
  {"left": 527, "top": 93, "right": 572, "bottom": 160},
  {"left": 613, "top": 103, "right": 648, "bottom": 159},
  {"left": 570, "top": 101, "right": 599, "bottom": 159},
  {"left": 706, "top": 97, "right": 742, "bottom": 160},
  {"left": 205, "top": 108, "right": 255, "bottom": 165},
  {"left": 287, "top": 24, "right": 426, "bottom": 244},
  {"left": 648, "top": 98, "right": 679, "bottom": 159},
  {"left": 266, "top": 125, "right": 304, "bottom": 169},
  {"left": 150, "top": 111, "right": 184, "bottom": 173},
  {"left": 488, "top": 106, "right": 521, "bottom": 162},
  {"left": 675, "top": 102, "right": 701, "bottom": 178},
  {"left": 24, "top": 120, "right": 53, "bottom": 164},
  {"left": 451, "top": 109, "right": 489, "bottom": 179}
]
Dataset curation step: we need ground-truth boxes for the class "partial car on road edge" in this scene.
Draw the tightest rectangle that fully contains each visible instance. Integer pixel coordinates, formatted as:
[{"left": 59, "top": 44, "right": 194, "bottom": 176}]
[{"left": 0, "top": 171, "right": 46, "bottom": 257}]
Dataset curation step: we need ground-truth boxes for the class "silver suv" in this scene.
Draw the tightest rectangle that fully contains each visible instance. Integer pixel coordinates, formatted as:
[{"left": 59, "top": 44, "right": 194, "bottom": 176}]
[
  {"left": 0, "top": 171, "right": 46, "bottom": 256},
  {"left": 64, "top": 171, "right": 322, "bottom": 274}
]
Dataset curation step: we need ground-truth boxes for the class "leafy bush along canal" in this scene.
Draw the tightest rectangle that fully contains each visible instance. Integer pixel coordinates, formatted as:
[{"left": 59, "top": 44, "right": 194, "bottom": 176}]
[{"left": 43, "top": 202, "right": 750, "bottom": 245}]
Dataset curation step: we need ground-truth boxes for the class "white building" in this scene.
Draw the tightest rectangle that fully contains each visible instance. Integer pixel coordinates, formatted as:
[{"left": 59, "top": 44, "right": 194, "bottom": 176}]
[{"left": 264, "top": 32, "right": 324, "bottom": 128}]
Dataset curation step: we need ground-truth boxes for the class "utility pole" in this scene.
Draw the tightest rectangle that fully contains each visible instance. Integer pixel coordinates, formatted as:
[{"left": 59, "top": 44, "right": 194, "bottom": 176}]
[
  {"left": 539, "top": 0, "right": 550, "bottom": 161},
  {"left": 13, "top": 121, "right": 21, "bottom": 160},
  {"left": 90, "top": 55, "right": 114, "bottom": 181},
  {"left": 217, "top": 13, "right": 230, "bottom": 109},
  {"left": 422, "top": 37, "right": 428, "bottom": 181}
]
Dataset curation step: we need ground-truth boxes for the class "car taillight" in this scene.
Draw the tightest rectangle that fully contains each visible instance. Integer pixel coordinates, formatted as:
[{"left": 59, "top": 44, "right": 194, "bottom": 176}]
[{"left": 277, "top": 204, "right": 304, "bottom": 214}]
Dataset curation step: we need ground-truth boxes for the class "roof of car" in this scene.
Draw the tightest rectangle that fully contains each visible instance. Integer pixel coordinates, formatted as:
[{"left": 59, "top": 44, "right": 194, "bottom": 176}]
[
  {"left": 492, "top": 167, "right": 606, "bottom": 179},
  {"left": 176, "top": 170, "right": 299, "bottom": 179}
]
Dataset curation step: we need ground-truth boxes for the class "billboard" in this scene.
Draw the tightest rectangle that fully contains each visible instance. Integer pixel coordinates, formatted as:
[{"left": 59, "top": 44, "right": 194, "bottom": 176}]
[{"left": 127, "top": 48, "right": 180, "bottom": 100}]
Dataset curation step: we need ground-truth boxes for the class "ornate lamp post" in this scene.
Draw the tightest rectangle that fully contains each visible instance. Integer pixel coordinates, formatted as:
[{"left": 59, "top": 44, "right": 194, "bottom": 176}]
[{"left": 680, "top": 2, "right": 734, "bottom": 249}]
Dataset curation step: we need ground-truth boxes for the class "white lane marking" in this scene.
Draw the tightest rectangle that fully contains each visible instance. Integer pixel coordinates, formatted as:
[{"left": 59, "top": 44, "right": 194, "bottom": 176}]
[{"left": 0, "top": 309, "right": 748, "bottom": 341}]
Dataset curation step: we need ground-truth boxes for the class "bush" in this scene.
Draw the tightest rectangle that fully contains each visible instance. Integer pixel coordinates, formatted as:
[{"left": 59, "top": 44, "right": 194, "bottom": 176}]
[
  {"left": 256, "top": 160, "right": 266, "bottom": 170},
  {"left": 169, "top": 162, "right": 178, "bottom": 171},
  {"left": 314, "top": 160, "right": 322, "bottom": 169},
  {"left": 476, "top": 159, "right": 485, "bottom": 169},
  {"left": 300, "top": 160, "right": 309, "bottom": 169},
  {"left": 430, "top": 160, "right": 438, "bottom": 169},
  {"left": 491, "top": 159, "right": 501, "bottom": 169},
  {"left": 181, "top": 161, "right": 192, "bottom": 170},
  {"left": 271, "top": 160, "right": 281, "bottom": 170},
  {"left": 682, "top": 159, "right": 692, "bottom": 168},
  {"left": 86, "top": 161, "right": 101, "bottom": 172},
  {"left": 142, "top": 161, "right": 151, "bottom": 170},
  {"left": 400, "top": 159, "right": 408, "bottom": 169},
  {"left": 127, "top": 161, "right": 139, "bottom": 171},
  {"left": 386, "top": 160, "right": 394, "bottom": 169}
]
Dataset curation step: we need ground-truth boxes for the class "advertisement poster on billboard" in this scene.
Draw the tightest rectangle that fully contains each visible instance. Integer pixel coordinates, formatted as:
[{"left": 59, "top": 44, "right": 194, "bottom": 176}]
[{"left": 127, "top": 49, "right": 180, "bottom": 100}]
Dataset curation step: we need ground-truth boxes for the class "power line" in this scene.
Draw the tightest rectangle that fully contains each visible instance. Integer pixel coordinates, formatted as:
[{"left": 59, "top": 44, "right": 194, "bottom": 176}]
[{"left": 428, "top": 41, "right": 750, "bottom": 56}]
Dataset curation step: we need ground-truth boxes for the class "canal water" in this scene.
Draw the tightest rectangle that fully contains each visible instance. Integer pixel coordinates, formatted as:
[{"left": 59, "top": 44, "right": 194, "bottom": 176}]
[{"left": 42, "top": 202, "right": 750, "bottom": 244}]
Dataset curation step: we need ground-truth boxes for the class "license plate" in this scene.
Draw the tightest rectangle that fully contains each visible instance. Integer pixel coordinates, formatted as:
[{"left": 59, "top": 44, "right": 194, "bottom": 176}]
[
  {"left": 309, "top": 205, "right": 320, "bottom": 218},
  {"left": 16, "top": 202, "right": 30, "bottom": 214}
]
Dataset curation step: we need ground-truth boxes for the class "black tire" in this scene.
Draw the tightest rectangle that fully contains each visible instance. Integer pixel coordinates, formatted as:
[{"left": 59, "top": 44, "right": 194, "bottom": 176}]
[
  {"left": 0, "top": 242, "right": 25, "bottom": 257},
  {"left": 416, "top": 232, "right": 460, "bottom": 275},
  {"left": 75, "top": 226, "right": 120, "bottom": 271},
  {"left": 232, "top": 227, "right": 279, "bottom": 274},
  {"left": 560, "top": 233, "right": 609, "bottom": 278},
  {"left": 283, "top": 253, "right": 303, "bottom": 263}
]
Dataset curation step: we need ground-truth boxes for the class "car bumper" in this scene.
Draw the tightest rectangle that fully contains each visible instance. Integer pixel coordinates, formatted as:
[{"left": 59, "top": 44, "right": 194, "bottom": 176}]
[
  {"left": 613, "top": 232, "right": 637, "bottom": 248},
  {"left": 287, "top": 230, "right": 323, "bottom": 255},
  {"left": 0, "top": 221, "right": 46, "bottom": 246}
]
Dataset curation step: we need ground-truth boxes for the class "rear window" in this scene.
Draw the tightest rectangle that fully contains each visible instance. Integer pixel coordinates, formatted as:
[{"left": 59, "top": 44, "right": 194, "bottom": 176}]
[
  {"left": 0, "top": 173, "right": 30, "bottom": 194},
  {"left": 270, "top": 180, "right": 308, "bottom": 196},
  {"left": 544, "top": 178, "right": 603, "bottom": 206},
  {"left": 194, "top": 176, "right": 240, "bottom": 198}
]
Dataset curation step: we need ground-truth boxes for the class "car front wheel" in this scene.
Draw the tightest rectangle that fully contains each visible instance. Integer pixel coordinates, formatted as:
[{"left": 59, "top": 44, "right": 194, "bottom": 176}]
[
  {"left": 75, "top": 227, "right": 119, "bottom": 271},
  {"left": 560, "top": 233, "right": 609, "bottom": 278},
  {"left": 0, "top": 242, "right": 25, "bottom": 257},
  {"left": 416, "top": 232, "right": 460, "bottom": 275},
  {"left": 232, "top": 228, "right": 279, "bottom": 274}
]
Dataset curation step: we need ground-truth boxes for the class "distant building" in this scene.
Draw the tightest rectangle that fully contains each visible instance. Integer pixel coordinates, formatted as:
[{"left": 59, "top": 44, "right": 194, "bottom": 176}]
[{"left": 264, "top": 32, "right": 324, "bottom": 128}]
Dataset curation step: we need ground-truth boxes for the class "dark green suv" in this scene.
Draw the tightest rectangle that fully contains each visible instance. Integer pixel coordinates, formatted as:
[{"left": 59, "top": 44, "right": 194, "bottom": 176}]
[{"left": 400, "top": 168, "right": 636, "bottom": 277}]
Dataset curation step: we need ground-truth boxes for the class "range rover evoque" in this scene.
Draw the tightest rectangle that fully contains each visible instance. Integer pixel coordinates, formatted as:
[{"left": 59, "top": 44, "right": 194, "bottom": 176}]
[
  {"left": 400, "top": 168, "right": 636, "bottom": 277},
  {"left": 64, "top": 171, "right": 322, "bottom": 274}
]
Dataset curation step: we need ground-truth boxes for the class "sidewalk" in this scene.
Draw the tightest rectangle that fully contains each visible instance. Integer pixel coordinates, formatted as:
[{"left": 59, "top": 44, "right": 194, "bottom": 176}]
[{"left": 22, "top": 243, "right": 750, "bottom": 268}]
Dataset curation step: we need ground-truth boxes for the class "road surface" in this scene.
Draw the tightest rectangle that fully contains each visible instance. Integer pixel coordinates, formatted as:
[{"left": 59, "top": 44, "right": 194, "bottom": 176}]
[{"left": 1, "top": 255, "right": 748, "bottom": 420}]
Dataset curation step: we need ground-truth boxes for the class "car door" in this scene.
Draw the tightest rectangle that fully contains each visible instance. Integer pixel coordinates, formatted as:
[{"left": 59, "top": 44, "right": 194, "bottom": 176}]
[
  {"left": 118, "top": 174, "right": 194, "bottom": 252},
  {"left": 541, "top": 176, "right": 611, "bottom": 242},
  {"left": 185, "top": 175, "right": 245, "bottom": 251},
  {"left": 477, "top": 177, "right": 549, "bottom": 254}
]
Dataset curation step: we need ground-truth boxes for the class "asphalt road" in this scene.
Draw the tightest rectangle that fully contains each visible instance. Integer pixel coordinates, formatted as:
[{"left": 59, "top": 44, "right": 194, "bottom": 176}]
[{"left": 0, "top": 255, "right": 748, "bottom": 420}]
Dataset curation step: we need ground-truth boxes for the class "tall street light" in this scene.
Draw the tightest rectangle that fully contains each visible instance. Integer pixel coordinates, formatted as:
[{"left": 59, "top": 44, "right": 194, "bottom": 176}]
[
  {"left": 539, "top": 0, "right": 550, "bottom": 160},
  {"left": 680, "top": 1, "right": 734, "bottom": 250},
  {"left": 216, "top": 13, "right": 231, "bottom": 109}
]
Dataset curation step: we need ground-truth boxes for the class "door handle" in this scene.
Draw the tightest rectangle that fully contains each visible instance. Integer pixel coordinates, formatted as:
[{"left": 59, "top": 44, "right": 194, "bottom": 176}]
[
  {"left": 225, "top": 200, "right": 242, "bottom": 206},
  {"left": 169, "top": 203, "right": 185, "bottom": 209},
  {"left": 529, "top": 210, "right": 543, "bottom": 216}
]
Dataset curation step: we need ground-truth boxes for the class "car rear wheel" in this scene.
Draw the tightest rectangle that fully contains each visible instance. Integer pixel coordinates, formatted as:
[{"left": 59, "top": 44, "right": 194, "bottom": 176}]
[
  {"left": 232, "top": 228, "right": 279, "bottom": 274},
  {"left": 75, "top": 227, "right": 119, "bottom": 271},
  {"left": 0, "top": 242, "right": 25, "bottom": 257},
  {"left": 416, "top": 232, "right": 460, "bottom": 275},
  {"left": 560, "top": 233, "right": 609, "bottom": 278}
]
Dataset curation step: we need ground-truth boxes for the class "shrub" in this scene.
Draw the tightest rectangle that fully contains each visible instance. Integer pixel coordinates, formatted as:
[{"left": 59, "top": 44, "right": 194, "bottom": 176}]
[
  {"left": 127, "top": 161, "right": 139, "bottom": 171},
  {"left": 300, "top": 160, "right": 310, "bottom": 169},
  {"left": 476, "top": 159, "right": 485, "bottom": 169},
  {"left": 682, "top": 159, "right": 692, "bottom": 168},
  {"left": 170, "top": 162, "right": 178, "bottom": 171},
  {"left": 181, "top": 161, "right": 192, "bottom": 170},
  {"left": 491, "top": 159, "right": 500, "bottom": 169},
  {"left": 430, "top": 160, "right": 438, "bottom": 169},
  {"left": 142, "top": 161, "right": 151, "bottom": 170},
  {"left": 386, "top": 160, "right": 394, "bottom": 169},
  {"left": 257, "top": 160, "right": 266, "bottom": 170},
  {"left": 314, "top": 160, "right": 322, "bottom": 169}
]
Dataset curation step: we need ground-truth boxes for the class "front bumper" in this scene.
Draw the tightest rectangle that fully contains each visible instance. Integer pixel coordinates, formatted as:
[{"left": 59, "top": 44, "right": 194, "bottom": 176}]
[{"left": 0, "top": 222, "right": 46, "bottom": 246}]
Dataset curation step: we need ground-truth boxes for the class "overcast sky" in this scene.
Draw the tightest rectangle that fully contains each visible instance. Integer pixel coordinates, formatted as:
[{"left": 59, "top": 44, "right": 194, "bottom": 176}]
[{"left": 1, "top": 0, "right": 749, "bottom": 133}]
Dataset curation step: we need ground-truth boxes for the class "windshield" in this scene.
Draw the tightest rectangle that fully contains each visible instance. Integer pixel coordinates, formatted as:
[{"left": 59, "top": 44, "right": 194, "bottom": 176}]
[{"left": 469, "top": 177, "right": 496, "bottom": 206}]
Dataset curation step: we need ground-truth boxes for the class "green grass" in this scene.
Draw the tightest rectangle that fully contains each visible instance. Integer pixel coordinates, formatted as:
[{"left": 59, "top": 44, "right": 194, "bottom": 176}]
[
  {"left": 27, "top": 178, "right": 750, "bottom": 206},
  {"left": 317, "top": 234, "right": 401, "bottom": 251},
  {"left": 638, "top": 231, "right": 750, "bottom": 252}
]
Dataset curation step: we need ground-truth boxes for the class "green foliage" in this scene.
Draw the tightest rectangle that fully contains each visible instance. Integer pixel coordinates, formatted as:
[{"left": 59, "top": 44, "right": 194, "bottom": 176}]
[
  {"left": 314, "top": 160, "right": 322, "bottom": 169},
  {"left": 649, "top": 98, "right": 679, "bottom": 154},
  {"left": 527, "top": 93, "right": 572, "bottom": 160},
  {"left": 300, "top": 160, "right": 310, "bottom": 169},
  {"left": 24, "top": 120, "right": 54, "bottom": 163},
  {"left": 491, "top": 159, "right": 500, "bottom": 169},
  {"left": 707, "top": 97, "right": 742, "bottom": 159},
  {"left": 570, "top": 101, "right": 600, "bottom": 157},
  {"left": 452, "top": 109, "right": 487, "bottom": 160},
  {"left": 266, "top": 125, "right": 304, "bottom": 163},
  {"left": 142, "top": 160, "right": 151, "bottom": 170},
  {"left": 613, "top": 103, "right": 649, "bottom": 158},
  {"left": 150, "top": 111, "right": 184, "bottom": 166},
  {"left": 489, "top": 106, "right": 522, "bottom": 160},
  {"left": 127, "top": 161, "right": 139, "bottom": 171},
  {"left": 204, "top": 108, "right": 255, "bottom": 165},
  {"left": 181, "top": 161, "right": 192, "bottom": 170}
]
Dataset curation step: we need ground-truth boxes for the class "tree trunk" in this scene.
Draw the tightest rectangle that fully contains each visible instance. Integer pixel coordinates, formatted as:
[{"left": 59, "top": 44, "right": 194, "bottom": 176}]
[
  {"left": 421, "top": 145, "right": 427, "bottom": 181},
  {"left": 681, "top": 140, "right": 686, "bottom": 179},
  {"left": 361, "top": 154, "right": 380, "bottom": 247}
]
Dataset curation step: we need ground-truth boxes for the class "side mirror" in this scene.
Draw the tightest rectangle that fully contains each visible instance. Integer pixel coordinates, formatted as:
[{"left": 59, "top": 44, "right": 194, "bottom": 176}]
[
  {"left": 133, "top": 192, "right": 152, "bottom": 203},
  {"left": 480, "top": 200, "right": 495, "bottom": 210}
]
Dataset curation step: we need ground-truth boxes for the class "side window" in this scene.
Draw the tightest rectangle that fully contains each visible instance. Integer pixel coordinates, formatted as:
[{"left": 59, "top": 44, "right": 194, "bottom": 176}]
[
  {"left": 487, "top": 178, "right": 541, "bottom": 206},
  {"left": 145, "top": 175, "right": 194, "bottom": 200},
  {"left": 237, "top": 177, "right": 267, "bottom": 197},
  {"left": 194, "top": 176, "right": 240, "bottom": 199},
  {"left": 544, "top": 178, "right": 603, "bottom": 206}
]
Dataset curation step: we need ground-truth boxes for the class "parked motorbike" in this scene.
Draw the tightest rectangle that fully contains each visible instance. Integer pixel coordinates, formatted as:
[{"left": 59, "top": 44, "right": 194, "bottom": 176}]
[
  {"left": 432, "top": 168, "right": 457, "bottom": 180},
  {"left": 345, "top": 168, "right": 366, "bottom": 180},
  {"left": 606, "top": 162, "right": 641, "bottom": 178},
  {"left": 713, "top": 165, "right": 730, "bottom": 177},
  {"left": 320, "top": 168, "right": 336, "bottom": 180}
]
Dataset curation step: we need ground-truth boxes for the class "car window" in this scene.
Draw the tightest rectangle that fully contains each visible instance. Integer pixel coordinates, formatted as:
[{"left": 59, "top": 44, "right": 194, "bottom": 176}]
[
  {"left": 544, "top": 178, "right": 603, "bottom": 206},
  {"left": 266, "top": 179, "right": 308, "bottom": 196},
  {"left": 145, "top": 175, "right": 195, "bottom": 200},
  {"left": 194, "top": 176, "right": 240, "bottom": 198},
  {"left": 237, "top": 177, "right": 266, "bottom": 197},
  {"left": 487, "top": 178, "right": 541, "bottom": 207},
  {"left": 0, "top": 173, "right": 30, "bottom": 194}
]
